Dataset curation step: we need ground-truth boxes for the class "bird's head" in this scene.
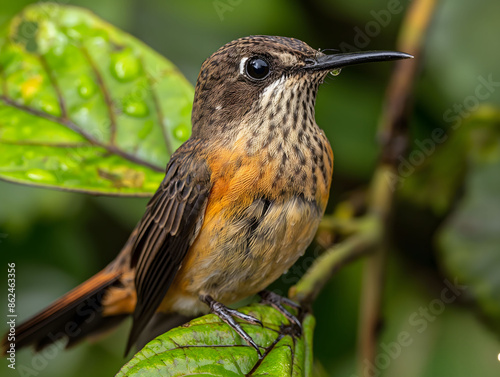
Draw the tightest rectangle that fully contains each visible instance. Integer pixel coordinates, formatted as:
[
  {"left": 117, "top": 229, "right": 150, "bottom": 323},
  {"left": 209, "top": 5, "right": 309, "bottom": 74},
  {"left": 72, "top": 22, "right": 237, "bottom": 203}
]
[{"left": 191, "top": 35, "right": 411, "bottom": 140}]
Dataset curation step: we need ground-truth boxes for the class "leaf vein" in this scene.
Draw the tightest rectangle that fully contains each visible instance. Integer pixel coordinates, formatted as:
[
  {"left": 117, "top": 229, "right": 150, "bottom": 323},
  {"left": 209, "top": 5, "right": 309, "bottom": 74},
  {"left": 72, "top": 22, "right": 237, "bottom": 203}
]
[
  {"left": 144, "top": 59, "right": 174, "bottom": 157},
  {"left": 80, "top": 45, "right": 119, "bottom": 145},
  {"left": 38, "top": 54, "right": 67, "bottom": 118},
  {"left": 0, "top": 94, "right": 164, "bottom": 172}
]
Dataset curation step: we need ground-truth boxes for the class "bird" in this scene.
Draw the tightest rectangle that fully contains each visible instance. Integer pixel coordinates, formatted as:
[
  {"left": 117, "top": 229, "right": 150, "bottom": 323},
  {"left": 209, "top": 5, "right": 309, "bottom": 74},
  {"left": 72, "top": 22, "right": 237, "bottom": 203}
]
[{"left": 2, "top": 35, "right": 411, "bottom": 358}]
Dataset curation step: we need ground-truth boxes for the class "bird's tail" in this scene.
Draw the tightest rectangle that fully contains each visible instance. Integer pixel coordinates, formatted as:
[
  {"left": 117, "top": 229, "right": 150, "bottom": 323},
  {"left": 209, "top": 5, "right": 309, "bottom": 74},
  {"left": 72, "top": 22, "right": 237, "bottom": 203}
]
[{"left": 2, "top": 269, "right": 129, "bottom": 354}]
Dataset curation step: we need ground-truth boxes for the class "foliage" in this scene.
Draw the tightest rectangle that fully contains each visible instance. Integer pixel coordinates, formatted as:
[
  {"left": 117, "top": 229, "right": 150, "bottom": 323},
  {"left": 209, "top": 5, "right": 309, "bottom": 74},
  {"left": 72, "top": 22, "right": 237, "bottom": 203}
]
[
  {"left": 118, "top": 305, "right": 314, "bottom": 377},
  {"left": 438, "top": 108, "right": 500, "bottom": 335},
  {"left": 0, "top": 4, "right": 193, "bottom": 196},
  {"left": 1, "top": 1, "right": 500, "bottom": 377}
]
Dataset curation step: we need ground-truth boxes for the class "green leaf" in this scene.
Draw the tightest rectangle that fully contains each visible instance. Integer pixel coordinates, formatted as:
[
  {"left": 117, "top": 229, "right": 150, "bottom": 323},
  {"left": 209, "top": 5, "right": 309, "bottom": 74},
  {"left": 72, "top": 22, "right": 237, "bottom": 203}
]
[
  {"left": 117, "top": 304, "right": 315, "bottom": 377},
  {"left": 438, "top": 107, "right": 500, "bottom": 335},
  {"left": 0, "top": 4, "right": 194, "bottom": 196}
]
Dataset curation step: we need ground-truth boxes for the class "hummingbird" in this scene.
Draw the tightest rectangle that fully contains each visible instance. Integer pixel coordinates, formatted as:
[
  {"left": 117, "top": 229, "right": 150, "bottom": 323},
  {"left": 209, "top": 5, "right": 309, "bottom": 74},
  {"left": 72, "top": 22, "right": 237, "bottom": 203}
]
[{"left": 2, "top": 35, "right": 411, "bottom": 358}]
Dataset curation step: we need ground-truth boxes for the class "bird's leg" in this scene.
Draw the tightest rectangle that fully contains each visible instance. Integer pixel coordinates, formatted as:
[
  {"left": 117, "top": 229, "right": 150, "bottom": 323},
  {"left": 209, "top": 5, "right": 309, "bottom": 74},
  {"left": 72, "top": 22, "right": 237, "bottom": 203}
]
[
  {"left": 200, "top": 295, "right": 263, "bottom": 358},
  {"left": 259, "top": 290, "right": 302, "bottom": 334}
]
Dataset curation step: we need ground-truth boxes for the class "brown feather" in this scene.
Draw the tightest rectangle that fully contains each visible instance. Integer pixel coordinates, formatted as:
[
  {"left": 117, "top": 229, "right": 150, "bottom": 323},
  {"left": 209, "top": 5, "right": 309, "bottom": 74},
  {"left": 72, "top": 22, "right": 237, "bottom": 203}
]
[{"left": 2, "top": 270, "right": 123, "bottom": 354}]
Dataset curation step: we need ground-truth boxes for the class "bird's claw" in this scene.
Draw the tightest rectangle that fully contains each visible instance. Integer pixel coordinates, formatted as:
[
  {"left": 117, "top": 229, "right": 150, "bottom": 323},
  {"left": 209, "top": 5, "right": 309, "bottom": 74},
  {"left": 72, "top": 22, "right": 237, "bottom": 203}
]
[
  {"left": 201, "top": 295, "right": 263, "bottom": 358},
  {"left": 259, "top": 290, "right": 302, "bottom": 335}
]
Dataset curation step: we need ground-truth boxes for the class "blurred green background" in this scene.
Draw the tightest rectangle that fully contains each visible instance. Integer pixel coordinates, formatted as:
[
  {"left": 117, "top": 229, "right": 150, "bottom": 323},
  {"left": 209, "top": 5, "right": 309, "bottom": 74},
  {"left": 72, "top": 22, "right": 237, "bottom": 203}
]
[{"left": 1, "top": 0, "right": 500, "bottom": 376}]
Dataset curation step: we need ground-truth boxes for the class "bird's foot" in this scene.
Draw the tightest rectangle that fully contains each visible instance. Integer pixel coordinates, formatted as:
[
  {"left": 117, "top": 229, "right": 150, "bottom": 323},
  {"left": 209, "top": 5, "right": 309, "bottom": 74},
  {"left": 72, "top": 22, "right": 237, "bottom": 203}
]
[
  {"left": 201, "top": 295, "right": 263, "bottom": 358},
  {"left": 259, "top": 290, "right": 302, "bottom": 335}
]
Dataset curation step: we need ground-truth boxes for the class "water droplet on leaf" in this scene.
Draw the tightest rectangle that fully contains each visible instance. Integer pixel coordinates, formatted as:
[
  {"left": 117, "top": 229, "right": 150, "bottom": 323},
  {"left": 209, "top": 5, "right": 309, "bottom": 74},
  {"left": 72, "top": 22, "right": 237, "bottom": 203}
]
[
  {"left": 77, "top": 75, "right": 97, "bottom": 99},
  {"left": 123, "top": 100, "right": 149, "bottom": 118},
  {"left": 34, "top": 97, "right": 60, "bottom": 116},
  {"left": 110, "top": 49, "right": 141, "bottom": 82},
  {"left": 60, "top": 11, "right": 80, "bottom": 28},
  {"left": 26, "top": 169, "right": 57, "bottom": 183},
  {"left": 58, "top": 162, "right": 69, "bottom": 171}
]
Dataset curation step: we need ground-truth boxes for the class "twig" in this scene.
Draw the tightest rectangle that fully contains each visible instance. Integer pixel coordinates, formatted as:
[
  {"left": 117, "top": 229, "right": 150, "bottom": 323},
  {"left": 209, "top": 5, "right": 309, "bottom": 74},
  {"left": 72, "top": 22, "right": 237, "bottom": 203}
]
[
  {"left": 358, "top": 0, "right": 439, "bottom": 374},
  {"left": 357, "top": 167, "right": 397, "bottom": 369},
  {"left": 317, "top": 215, "right": 365, "bottom": 238},
  {"left": 289, "top": 216, "right": 381, "bottom": 308},
  {"left": 379, "top": 0, "right": 439, "bottom": 166},
  {"left": 287, "top": 2, "right": 438, "bottom": 373}
]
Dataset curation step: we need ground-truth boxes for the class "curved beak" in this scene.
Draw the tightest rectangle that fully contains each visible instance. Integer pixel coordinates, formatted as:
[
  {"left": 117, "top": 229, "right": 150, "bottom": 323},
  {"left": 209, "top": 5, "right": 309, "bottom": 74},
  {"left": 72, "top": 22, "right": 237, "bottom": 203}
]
[{"left": 307, "top": 50, "right": 413, "bottom": 71}]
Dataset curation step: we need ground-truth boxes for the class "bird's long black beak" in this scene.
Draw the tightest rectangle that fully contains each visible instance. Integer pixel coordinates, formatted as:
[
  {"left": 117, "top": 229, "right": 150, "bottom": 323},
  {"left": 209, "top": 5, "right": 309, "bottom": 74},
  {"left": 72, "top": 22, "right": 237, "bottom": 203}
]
[{"left": 307, "top": 50, "right": 413, "bottom": 71}]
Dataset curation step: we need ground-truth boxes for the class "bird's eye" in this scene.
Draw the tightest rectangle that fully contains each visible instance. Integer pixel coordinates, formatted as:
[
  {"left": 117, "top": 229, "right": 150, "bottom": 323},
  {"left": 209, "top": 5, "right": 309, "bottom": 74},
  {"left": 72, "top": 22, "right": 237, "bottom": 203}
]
[{"left": 245, "top": 57, "right": 270, "bottom": 80}]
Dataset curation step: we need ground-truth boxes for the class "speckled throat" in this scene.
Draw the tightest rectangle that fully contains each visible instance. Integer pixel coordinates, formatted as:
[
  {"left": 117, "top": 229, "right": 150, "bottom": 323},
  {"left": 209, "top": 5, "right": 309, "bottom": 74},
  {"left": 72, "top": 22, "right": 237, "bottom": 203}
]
[
  {"left": 243, "top": 72, "right": 332, "bottom": 197},
  {"left": 202, "top": 71, "right": 333, "bottom": 206}
]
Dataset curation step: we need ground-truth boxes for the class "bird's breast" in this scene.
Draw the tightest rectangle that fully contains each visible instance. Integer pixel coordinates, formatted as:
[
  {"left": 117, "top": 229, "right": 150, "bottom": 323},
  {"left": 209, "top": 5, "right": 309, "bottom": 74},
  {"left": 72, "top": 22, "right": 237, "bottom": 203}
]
[
  {"left": 206, "top": 123, "right": 333, "bottom": 213},
  {"left": 160, "top": 132, "right": 333, "bottom": 314},
  {"left": 166, "top": 192, "right": 323, "bottom": 312}
]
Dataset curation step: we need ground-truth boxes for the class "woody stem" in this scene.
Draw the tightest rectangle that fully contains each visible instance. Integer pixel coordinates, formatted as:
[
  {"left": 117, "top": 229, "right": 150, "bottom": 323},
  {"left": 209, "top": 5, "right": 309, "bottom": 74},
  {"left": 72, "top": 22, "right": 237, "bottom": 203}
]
[{"left": 359, "top": 0, "right": 439, "bottom": 373}]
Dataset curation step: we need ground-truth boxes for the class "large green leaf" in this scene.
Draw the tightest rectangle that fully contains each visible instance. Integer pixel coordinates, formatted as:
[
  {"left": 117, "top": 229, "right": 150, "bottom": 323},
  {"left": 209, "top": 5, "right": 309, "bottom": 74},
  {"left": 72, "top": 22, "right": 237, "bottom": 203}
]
[
  {"left": 0, "top": 4, "right": 193, "bottom": 196},
  {"left": 438, "top": 107, "right": 500, "bottom": 335},
  {"left": 117, "top": 304, "right": 315, "bottom": 377}
]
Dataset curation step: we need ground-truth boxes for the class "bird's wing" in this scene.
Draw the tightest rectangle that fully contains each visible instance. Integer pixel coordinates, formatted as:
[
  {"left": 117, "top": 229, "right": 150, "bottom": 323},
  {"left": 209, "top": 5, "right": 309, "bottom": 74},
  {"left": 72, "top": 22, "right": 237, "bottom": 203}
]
[{"left": 125, "top": 140, "right": 211, "bottom": 353}]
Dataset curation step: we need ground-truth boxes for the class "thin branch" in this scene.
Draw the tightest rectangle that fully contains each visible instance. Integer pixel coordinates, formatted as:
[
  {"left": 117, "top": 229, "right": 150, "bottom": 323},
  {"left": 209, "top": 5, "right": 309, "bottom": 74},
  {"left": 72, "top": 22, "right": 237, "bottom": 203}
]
[
  {"left": 289, "top": 0, "right": 438, "bottom": 306},
  {"left": 289, "top": 216, "right": 381, "bottom": 308},
  {"left": 358, "top": 168, "right": 398, "bottom": 371},
  {"left": 358, "top": 0, "right": 439, "bottom": 374},
  {"left": 357, "top": 243, "right": 387, "bottom": 368},
  {"left": 317, "top": 215, "right": 365, "bottom": 237},
  {"left": 287, "top": 1, "right": 438, "bottom": 374},
  {"left": 378, "top": 0, "right": 439, "bottom": 167}
]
